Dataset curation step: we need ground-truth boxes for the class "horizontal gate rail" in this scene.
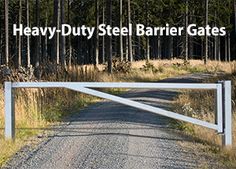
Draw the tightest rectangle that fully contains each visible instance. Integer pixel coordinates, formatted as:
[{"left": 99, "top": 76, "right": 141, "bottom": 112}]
[
  {"left": 12, "top": 82, "right": 219, "bottom": 89},
  {"left": 4, "top": 81, "right": 232, "bottom": 147}
]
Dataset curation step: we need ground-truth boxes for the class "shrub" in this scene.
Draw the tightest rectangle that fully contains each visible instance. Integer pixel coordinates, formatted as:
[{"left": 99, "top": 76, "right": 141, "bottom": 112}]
[
  {"left": 140, "top": 61, "right": 158, "bottom": 73},
  {"left": 104, "top": 58, "right": 131, "bottom": 73}
]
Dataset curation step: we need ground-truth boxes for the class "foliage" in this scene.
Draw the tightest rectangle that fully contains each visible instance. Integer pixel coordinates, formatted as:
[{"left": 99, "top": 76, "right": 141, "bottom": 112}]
[
  {"left": 0, "top": 65, "right": 35, "bottom": 84},
  {"left": 104, "top": 58, "right": 131, "bottom": 74},
  {"left": 112, "top": 58, "right": 132, "bottom": 74},
  {"left": 140, "top": 61, "right": 158, "bottom": 72}
]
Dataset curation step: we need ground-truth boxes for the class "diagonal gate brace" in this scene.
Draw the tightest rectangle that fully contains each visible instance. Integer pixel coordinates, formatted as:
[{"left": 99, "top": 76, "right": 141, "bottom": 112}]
[{"left": 67, "top": 86, "right": 218, "bottom": 131}]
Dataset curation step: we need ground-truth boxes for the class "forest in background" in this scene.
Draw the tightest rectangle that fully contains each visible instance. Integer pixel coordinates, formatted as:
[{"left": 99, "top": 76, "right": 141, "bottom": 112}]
[{"left": 0, "top": 0, "right": 236, "bottom": 76}]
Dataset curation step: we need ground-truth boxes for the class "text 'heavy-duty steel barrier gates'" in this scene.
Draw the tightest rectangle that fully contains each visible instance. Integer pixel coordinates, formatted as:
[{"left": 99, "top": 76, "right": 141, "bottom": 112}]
[{"left": 4, "top": 81, "right": 232, "bottom": 147}]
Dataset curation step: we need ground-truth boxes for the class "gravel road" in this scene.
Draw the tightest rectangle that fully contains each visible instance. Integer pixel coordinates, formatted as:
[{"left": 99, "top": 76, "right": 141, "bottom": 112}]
[{"left": 3, "top": 74, "right": 222, "bottom": 169}]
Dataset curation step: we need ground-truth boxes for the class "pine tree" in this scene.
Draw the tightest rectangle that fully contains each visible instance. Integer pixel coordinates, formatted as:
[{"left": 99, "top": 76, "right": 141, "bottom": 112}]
[
  {"left": 26, "top": 0, "right": 31, "bottom": 67},
  {"left": 4, "top": 0, "right": 9, "bottom": 66}
]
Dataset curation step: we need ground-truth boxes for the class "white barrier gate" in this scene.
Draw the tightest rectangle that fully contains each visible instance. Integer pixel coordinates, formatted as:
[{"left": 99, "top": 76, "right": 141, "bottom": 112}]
[{"left": 4, "top": 81, "right": 232, "bottom": 147}]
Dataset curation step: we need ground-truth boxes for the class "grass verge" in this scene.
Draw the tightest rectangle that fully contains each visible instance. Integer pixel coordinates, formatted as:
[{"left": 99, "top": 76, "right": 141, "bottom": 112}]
[{"left": 173, "top": 73, "right": 236, "bottom": 168}]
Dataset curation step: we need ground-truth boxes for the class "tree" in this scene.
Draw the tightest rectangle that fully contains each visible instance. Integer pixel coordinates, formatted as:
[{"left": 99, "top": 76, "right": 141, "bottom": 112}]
[
  {"left": 95, "top": 0, "right": 99, "bottom": 65},
  {"left": 26, "top": 0, "right": 31, "bottom": 67},
  {"left": 127, "top": 0, "right": 132, "bottom": 62},
  {"left": 106, "top": 0, "right": 112, "bottom": 73},
  {"left": 56, "top": 0, "right": 60, "bottom": 64},
  {"left": 227, "top": 32, "right": 231, "bottom": 61},
  {"left": 204, "top": 0, "right": 208, "bottom": 64},
  {"left": 68, "top": 0, "right": 72, "bottom": 67},
  {"left": 35, "top": 0, "right": 40, "bottom": 67},
  {"left": 227, "top": 0, "right": 231, "bottom": 62},
  {"left": 234, "top": 0, "right": 236, "bottom": 33},
  {"left": 120, "top": 0, "right": 123, "bottom": 61},
  {"left": 52, "top": 0, "right": 60, "bottom": 64},
  {"left": 42, "top": 0, "right": 49, "bottom": 63},
  {"left": 60, "top": 0, "right": 66, "bottom": 67},
  {"left": 102, "top": 0, "right": 105, "bottom": 64},
  {"left": 0, "top": 15, "right": 2, "bottom": 65},
  {"left": 18, "top": 0, "right": 22, "bottom": 68},
  {"left": 145, "top": 0, "right": 150, "bottom": 61},
  {"left": 5, "top": 0, "right": 9, "bottom": 66},
  {"left": 185, "top": 0, "right": 189, "bottom": 61}
]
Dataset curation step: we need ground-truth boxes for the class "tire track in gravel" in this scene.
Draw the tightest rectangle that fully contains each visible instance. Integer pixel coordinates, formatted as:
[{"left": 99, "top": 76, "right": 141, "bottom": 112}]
[{"left": 3, "top": 74, "right": 223, "bottom": 169}]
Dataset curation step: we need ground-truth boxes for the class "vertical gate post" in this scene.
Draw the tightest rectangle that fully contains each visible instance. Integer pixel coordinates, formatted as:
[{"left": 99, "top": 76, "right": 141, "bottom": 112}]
[
  {"left": 4, "top": 82, "right": 15, "bottom": 140},
  {"left": 216, "top": 82, "right": 223, "bottom": 133},
  {"left": 222, "top": 81, "right": 232, "bottom": 147}
]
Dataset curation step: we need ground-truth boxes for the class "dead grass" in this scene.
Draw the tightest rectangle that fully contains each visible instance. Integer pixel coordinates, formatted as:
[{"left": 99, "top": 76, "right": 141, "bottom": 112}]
[
  {"left": 174, "top": 73, "right": 236, "bottom": 167},
  {"left": 0, "top": 140, "right": 22, "bottom": 166},
  {"left": 0, "top": 59, "right": 235, "bottom": 167},
  {"left": 132, "top": 59, "right": 236, "bottom": 73}
]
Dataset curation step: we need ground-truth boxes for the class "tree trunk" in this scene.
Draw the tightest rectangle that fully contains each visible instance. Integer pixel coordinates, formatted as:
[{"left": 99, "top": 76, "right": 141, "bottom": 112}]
[
  {"left": 0, "top": 12, "right": 1, "bottom": 64},
  {"left": 176, "top": 37, "right": 179, "bottom": 58},
  {"left": 214, "top": 36, "right": 218, "bottom": 60},
  {"left": 18, "top": 0, "right": 22, "bottom": 68},
  {"left": 102, "top": 0, "right": 105, "bottom": 64},
  {"left": 157, "top": 35, "right": 161, "bottom": 59},
  {"left": 204, "top": 0, "right": 208, "bottom": 64},
  {"left": 153, "top": 37, "right": 157, "bottom": 59},
  {"left": 185, "top": 0, "right": 189, "bottom": 61},
  {"left": 77, "top": 37, "right": 81, "bottom": 64},
  {"left": 60, "top": 0, "right": 66, "bottom": 67},
  {"left": 52, "top": 0, "right": 60, "bottom": 64},
  {"left": 5, "top": 0, "right": 9, "bottom": 66},
  {"left": 106, "top": 0, "right": 112, "bottom": 73},
  {"left": 45, "top": 21, "right": 48, "bottom": 61},
  {"left": 227, "top": 4, "right": 231, "bottom": 62},
  {"left": 227, "top": 32, "right": 231, "bottom": 62},
  {"left": 35, "top": 0, "right": 40, "bottom": 67},
  {"left": 120, "top": 0, "right": 123, "bottom": 61},
  {"left": 43, "top": 0, "right": 48, "bottom": 62},
  {"left": 95, "top": 0, "right": 99, "bottom": 65},
  {"left": 137, "top": 35, "right": 141, "bottom": 58},
  {"left": 146, "top": 37, "right": 150, "bottom": 61},
  {"left": 214, "top": 11, "right": 217, "bottom": 60},
  {"left": 145, "top": 0, "right": 150, "bottom": 61},
  {"left": 234, "top": 0, "right": 236, "bottom": 34},
  {"left": 52, "top": 0, "right": 58, "bottom": 63},
  {"left": 170, "top": 36, "right": 173, "bottom": 59},
  {"left": 57, "top": 0, "right": 60, "bottom": 64},
  {"left": 26, "top": 0, "right": 31, "bottom": 67},
  {"left": 225, "top": 35, "right": 227, "bottom": 61},
  {"left": 68, "top": 0, "right": 72, "bottom": 67},
  {"left": 189, "top": 12, "right": 193, "bottom": 59},
  {"left": 189, "top": 36, "right": 193, "bottom": 58},
  {"left": 218, "top": 37, "right": 221, "bottom": 61},
  {"left": 127, "top": 0, "right": 132, "bottom": 62},
  {"left": 201, "top": 39, "right": 204, "bottom": 59}
]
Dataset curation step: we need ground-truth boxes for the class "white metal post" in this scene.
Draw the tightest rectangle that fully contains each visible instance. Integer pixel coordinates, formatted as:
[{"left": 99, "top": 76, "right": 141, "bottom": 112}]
[
  {"left": 216, "top": 83, "right": 223, "bottom": 133},
  {"left": 4, "top": 82, "right": 15, "bottom": 140},
  {"left": 223, "top": 81, "right": 232, "bottom": 146}
]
